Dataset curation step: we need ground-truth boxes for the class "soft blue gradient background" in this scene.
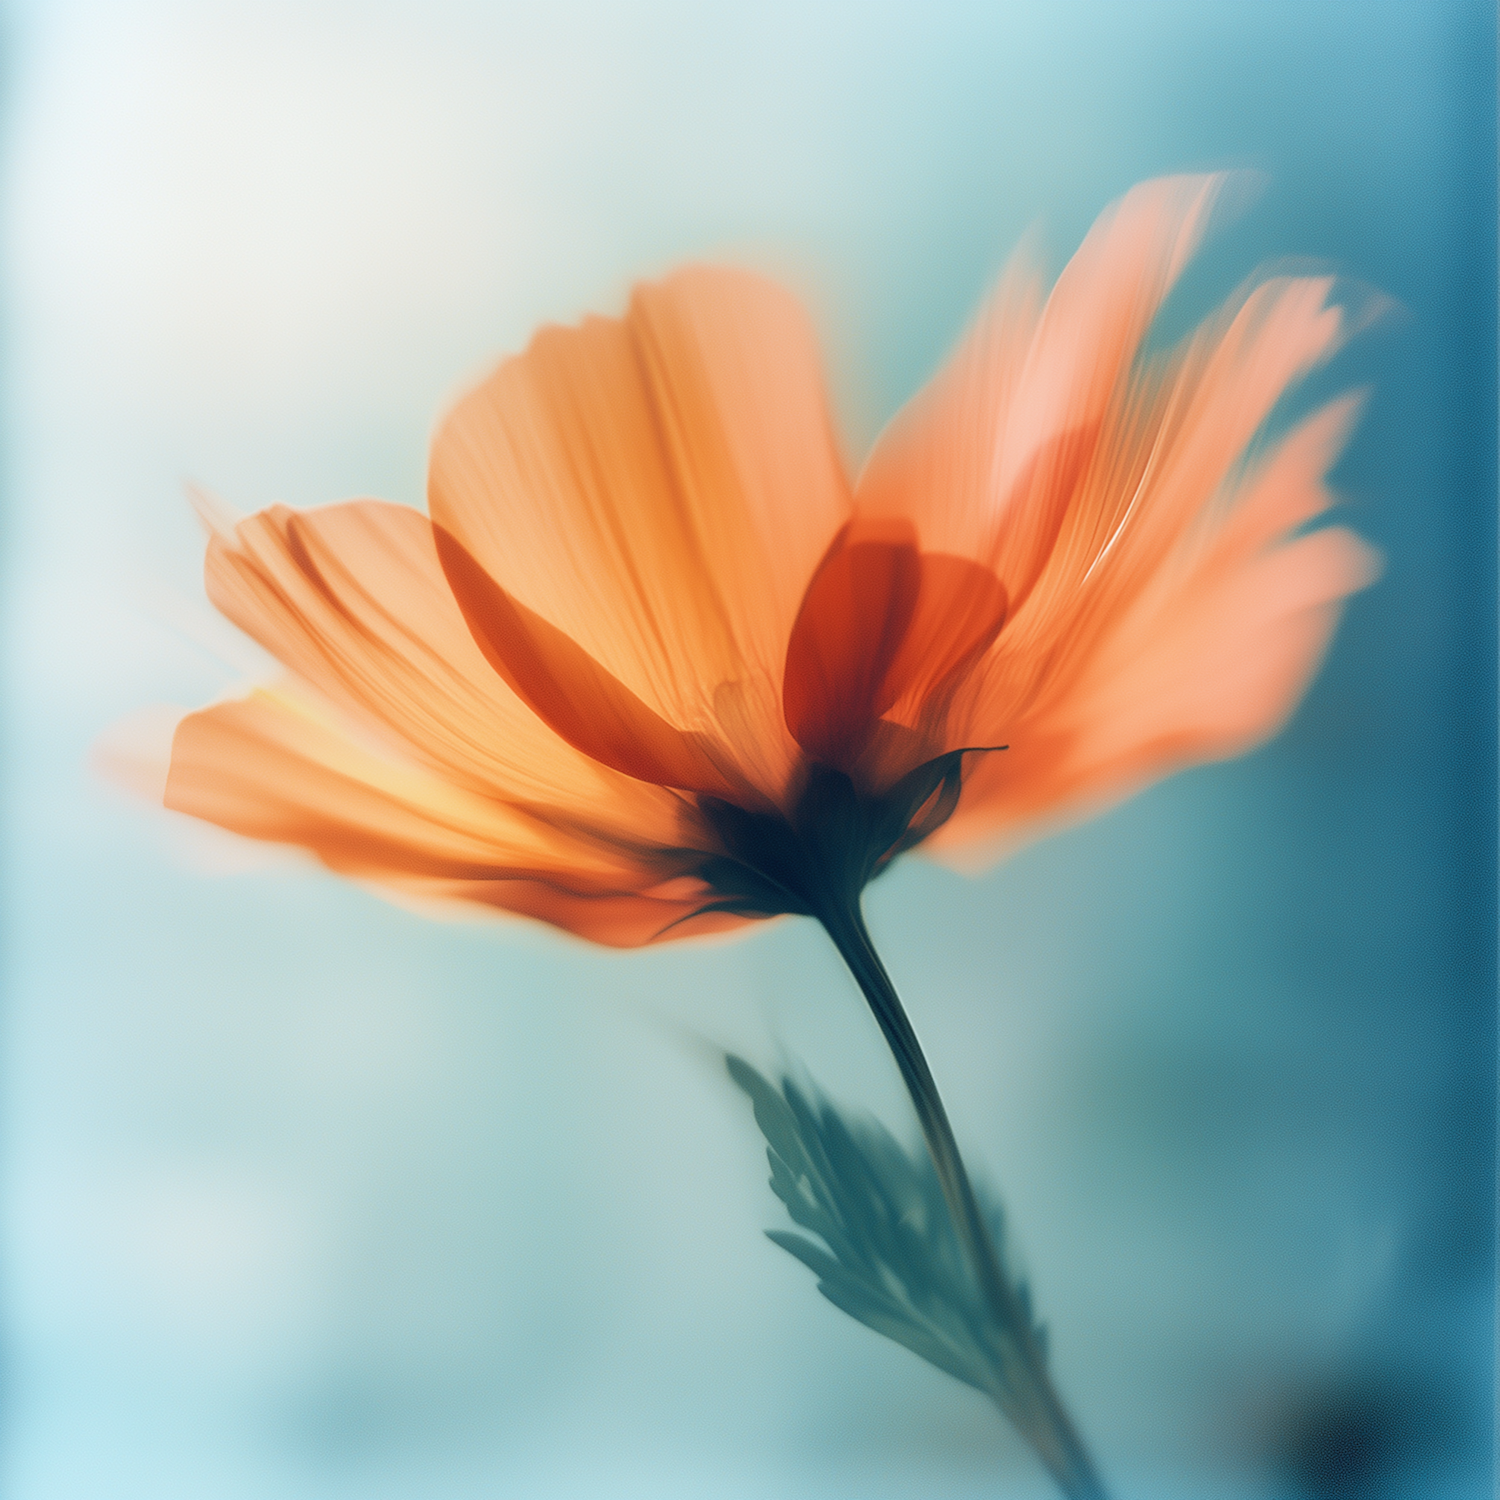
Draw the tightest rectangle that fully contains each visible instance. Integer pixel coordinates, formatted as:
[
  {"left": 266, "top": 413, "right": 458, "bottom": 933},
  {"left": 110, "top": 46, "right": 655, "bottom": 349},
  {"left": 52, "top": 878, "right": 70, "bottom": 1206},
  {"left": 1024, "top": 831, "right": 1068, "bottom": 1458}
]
[{"left": 3, "top": 2, "right": 1493, "bottom": 1497}]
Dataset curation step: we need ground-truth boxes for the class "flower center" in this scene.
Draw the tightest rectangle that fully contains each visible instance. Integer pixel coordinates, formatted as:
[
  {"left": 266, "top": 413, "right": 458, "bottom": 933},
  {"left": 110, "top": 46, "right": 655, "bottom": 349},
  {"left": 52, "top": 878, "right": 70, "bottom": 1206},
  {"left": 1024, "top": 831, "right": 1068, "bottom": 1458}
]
[{"left": 691, "top": 751, "right": 993, "bottom": 922}]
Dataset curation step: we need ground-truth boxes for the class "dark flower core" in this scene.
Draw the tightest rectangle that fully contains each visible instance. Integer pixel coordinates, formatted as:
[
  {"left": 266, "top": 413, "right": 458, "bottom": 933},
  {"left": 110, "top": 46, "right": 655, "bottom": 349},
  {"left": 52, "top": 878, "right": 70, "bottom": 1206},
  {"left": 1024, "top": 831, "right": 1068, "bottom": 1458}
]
[{"left": 691, "top": 751, "right": 998, "bottom": 924}]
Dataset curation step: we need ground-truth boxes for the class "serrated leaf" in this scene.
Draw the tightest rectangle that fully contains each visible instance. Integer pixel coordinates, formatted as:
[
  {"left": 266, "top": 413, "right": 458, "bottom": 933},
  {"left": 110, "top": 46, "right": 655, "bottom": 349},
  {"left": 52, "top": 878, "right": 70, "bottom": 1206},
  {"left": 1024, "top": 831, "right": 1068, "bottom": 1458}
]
[
  {"left": 764, "top": 1229, "right": 842, "bottom": 1283},
  {"left": 726, "top": 1056, "right": 808, "bottom": 1172},
  {"left": 815, "top": 1278, "right": 989, "bottom": 1392},
  {"left": 728, "top": 1052, "right": 1048, "bottom": 1414}
]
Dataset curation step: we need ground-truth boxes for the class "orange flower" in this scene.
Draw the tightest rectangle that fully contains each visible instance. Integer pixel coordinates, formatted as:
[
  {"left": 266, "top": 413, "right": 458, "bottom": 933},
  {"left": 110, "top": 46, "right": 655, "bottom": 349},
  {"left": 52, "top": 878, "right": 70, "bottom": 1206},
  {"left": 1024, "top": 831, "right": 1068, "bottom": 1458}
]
[
  {"left": 157, "top": 174, "right": 1374, "bottom": 947},
  {"left": 132, "top": 174, "right": 1381, "bottom": 1500}
]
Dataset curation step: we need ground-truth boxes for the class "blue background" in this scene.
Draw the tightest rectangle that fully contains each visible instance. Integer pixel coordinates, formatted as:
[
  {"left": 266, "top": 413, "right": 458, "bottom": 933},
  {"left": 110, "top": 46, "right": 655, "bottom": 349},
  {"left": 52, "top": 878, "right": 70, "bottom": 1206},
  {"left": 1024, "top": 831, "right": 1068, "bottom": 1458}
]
[{"left": 3, "top": 2, "right": 1493, "bottom": 1496}]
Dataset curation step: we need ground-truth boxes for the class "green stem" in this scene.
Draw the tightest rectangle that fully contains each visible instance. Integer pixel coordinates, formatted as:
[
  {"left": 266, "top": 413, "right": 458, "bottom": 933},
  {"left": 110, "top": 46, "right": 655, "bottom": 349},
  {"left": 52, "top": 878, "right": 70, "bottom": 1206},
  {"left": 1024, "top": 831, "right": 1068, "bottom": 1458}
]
[{"left": 818, "top": 898, "right": 1109, "bottom": 1500}]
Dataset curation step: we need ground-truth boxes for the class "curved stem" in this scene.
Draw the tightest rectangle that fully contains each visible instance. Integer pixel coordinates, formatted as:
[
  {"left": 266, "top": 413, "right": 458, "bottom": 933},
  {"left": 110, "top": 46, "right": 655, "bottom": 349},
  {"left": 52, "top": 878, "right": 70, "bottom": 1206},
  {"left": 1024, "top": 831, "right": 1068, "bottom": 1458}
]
[{"left": 818, "top": 899, "right": 1109, "bottom": 1500}]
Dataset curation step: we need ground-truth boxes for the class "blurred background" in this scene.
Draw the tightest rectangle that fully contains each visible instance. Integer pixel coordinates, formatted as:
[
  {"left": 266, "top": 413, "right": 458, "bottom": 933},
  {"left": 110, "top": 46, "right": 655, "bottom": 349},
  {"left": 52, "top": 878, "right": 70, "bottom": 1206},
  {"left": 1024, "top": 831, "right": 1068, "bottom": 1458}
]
[{"left": 2, "top": 1, "right": 1493, "bottom": 1496}]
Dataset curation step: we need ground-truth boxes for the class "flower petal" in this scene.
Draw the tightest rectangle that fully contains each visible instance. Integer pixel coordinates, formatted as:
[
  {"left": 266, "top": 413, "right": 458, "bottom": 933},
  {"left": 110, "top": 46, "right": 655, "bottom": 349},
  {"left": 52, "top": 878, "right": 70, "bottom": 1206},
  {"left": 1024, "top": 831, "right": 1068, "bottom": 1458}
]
[
  {"left": 934, "top": 398, "right": 1379, "bottom": 868},
  {"left": 781, "top": 521, "right": 922, "bottom": 768},
  {"left": 1026, "top": 277, "right": 1347, "bottom": 656},
  {"left": 987, "top": 277, "right": 1349, "bottom": 740},
  {"left": 857, "top": 175, "right": 1224, "bottom": 588},
  {"left": 428, "top": 266, "right": 852, "bottom": 796},
  {"left": 165, "top": 683, "right": 743, "bottom": 947},
  {"left": 200, "top": 497, "right": 692, "bottom": 844},
  {"left": 881, "top": 552, "right": 1010, "bottom": 745},
  {"left": 782, "top": 521, "right": 1008, "bottom": 773},
  {"left": 432, "top": 524, "right": 742, "bottom": 798}
]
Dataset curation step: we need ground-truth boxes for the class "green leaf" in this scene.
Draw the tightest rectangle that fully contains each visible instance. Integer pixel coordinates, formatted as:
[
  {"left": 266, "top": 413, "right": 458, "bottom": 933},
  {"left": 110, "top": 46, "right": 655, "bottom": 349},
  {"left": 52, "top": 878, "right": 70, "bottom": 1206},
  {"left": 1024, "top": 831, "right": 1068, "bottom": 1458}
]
[
  {"left": 727, "top": 1052, "right": 1047, "bottom": 1409},
  {"left": 764, "top": 1229, "right": 841, "bottom": 1283}
]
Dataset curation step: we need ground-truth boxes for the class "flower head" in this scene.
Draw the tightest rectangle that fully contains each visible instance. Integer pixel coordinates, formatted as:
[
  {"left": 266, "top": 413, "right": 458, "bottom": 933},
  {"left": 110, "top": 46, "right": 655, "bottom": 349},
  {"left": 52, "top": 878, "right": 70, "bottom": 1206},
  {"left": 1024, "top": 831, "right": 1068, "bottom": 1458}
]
[{"left": 149, "top": 175, "right": 1376, "bottom": 945}]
